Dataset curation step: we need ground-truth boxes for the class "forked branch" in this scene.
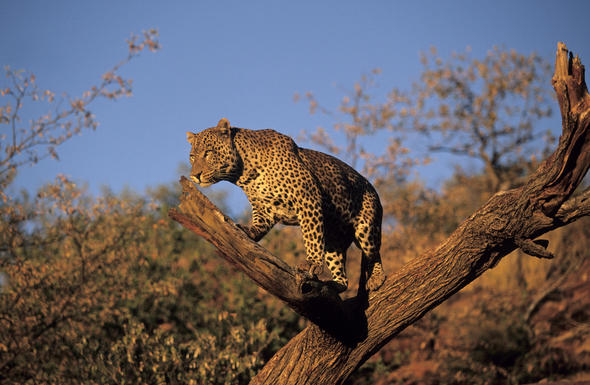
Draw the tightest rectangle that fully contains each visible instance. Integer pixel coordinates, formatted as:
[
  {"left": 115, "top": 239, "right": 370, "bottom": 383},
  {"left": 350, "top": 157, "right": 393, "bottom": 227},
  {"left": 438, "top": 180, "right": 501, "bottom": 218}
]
[{"left": 169, "top": 42, "right": 590, "bottom": 385}]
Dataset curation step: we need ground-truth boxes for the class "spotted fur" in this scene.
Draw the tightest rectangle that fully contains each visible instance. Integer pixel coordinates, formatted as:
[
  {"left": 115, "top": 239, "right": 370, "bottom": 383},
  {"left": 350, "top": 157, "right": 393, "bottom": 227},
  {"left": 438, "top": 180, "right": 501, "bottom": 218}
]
[{"left": 187, "top": 118, "right": 385, "bottom": 292}]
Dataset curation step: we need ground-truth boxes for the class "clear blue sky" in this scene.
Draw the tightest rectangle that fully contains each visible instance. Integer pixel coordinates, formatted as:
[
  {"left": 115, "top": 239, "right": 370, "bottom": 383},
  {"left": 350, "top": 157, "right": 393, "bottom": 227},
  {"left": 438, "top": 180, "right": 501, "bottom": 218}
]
[{"left": 2, "top": 0, "right": 589, "bottom": 214}]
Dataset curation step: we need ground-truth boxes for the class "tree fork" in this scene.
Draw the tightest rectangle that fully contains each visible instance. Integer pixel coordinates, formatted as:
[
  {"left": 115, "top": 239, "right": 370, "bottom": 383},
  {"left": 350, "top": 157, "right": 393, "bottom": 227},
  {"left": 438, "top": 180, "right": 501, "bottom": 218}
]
[{"left": 169, "top": 42, "right": 590, "bottom": 385}]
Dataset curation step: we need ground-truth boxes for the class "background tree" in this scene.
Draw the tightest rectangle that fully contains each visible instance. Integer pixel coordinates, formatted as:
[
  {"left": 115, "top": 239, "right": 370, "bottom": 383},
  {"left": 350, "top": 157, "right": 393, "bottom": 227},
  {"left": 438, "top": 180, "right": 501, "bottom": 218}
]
[
  {"left": 300, "top": 46, "right": 554, "bottom": 193},
  {"left": 0, "top": 30, "right": 160, "bottom": 194},
  {"left": 414, "top": 46, "right": 554, "bottom": 192}
]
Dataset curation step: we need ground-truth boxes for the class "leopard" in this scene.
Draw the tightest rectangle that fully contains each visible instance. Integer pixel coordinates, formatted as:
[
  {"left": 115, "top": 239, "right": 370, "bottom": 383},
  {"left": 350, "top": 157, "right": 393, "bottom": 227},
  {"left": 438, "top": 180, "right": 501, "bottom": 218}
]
[{"left": 186, "top": 118, "right": 385, "bottom": 293}]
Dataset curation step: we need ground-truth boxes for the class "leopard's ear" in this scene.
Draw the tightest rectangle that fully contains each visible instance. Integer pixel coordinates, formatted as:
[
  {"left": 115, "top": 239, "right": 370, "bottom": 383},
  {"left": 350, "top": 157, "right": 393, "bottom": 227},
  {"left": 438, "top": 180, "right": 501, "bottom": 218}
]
[
  {"left": 186, "top": 131, "right": 196, "bottom": 143},
  {"left": 216, "top": 118, "right": 231, "bottom": 135}
]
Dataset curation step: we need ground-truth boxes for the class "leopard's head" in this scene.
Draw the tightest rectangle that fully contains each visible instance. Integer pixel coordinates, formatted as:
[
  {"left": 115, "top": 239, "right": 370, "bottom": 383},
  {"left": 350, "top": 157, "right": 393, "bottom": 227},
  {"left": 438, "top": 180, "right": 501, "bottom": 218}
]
[{"left": 186, "top": 118, "right": 242, "bottom": 187}]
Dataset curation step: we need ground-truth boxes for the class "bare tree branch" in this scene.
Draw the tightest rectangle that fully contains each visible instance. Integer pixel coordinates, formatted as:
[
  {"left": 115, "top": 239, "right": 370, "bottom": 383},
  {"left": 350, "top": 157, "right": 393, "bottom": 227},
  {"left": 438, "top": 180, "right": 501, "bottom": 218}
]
[{"left": 169, "top": 42, "right": 590, "bottom": 385}]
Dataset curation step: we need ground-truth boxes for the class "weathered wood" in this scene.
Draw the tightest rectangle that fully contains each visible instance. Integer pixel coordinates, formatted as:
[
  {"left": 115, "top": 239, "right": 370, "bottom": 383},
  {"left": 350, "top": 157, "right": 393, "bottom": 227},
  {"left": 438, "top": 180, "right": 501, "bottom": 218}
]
[{"left": 169, "top": 43, "right": 590, "bottom": 385}]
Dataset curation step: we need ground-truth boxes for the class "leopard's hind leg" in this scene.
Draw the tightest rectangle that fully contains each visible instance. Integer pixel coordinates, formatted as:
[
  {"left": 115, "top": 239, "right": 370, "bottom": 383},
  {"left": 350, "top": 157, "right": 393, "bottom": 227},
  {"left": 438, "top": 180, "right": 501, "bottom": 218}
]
[{"left": 355, "top": 195, "right": 385, "bottom": 291}]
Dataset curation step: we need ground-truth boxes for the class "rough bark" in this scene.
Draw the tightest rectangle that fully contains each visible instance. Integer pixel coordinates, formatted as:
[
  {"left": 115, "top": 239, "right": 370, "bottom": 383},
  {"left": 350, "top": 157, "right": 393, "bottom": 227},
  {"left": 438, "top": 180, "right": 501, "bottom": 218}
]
[{"left": 169, "top": 43, "right": 590, "bottom": 385}]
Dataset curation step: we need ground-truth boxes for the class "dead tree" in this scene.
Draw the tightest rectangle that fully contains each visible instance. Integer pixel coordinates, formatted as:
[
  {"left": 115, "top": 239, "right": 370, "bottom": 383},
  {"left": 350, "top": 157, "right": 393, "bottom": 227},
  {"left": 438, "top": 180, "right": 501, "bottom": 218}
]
[{"left": 169, "top": 43, "right": 590, "bottom": 385}]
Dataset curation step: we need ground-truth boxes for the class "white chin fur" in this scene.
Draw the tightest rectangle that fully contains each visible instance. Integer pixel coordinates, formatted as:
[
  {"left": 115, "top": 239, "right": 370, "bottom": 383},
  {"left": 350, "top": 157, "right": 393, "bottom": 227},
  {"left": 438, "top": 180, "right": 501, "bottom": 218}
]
[{"left": 190, "top": 175, "right": 214, "bottom": 187}]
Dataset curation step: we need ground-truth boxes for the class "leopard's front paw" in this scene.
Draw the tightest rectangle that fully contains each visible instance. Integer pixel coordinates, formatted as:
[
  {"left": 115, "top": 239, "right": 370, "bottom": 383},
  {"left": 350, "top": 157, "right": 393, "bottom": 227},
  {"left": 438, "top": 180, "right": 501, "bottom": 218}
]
[{"left": 307, "top": 263, "right": 324, "bottom": 278}]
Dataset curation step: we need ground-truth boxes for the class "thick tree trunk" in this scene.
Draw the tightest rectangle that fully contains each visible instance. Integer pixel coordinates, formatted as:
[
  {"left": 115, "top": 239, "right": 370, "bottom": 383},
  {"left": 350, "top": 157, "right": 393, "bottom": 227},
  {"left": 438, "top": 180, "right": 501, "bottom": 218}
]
[{"left": 169, "top": 43, "right": 590, "bottom": 385}]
